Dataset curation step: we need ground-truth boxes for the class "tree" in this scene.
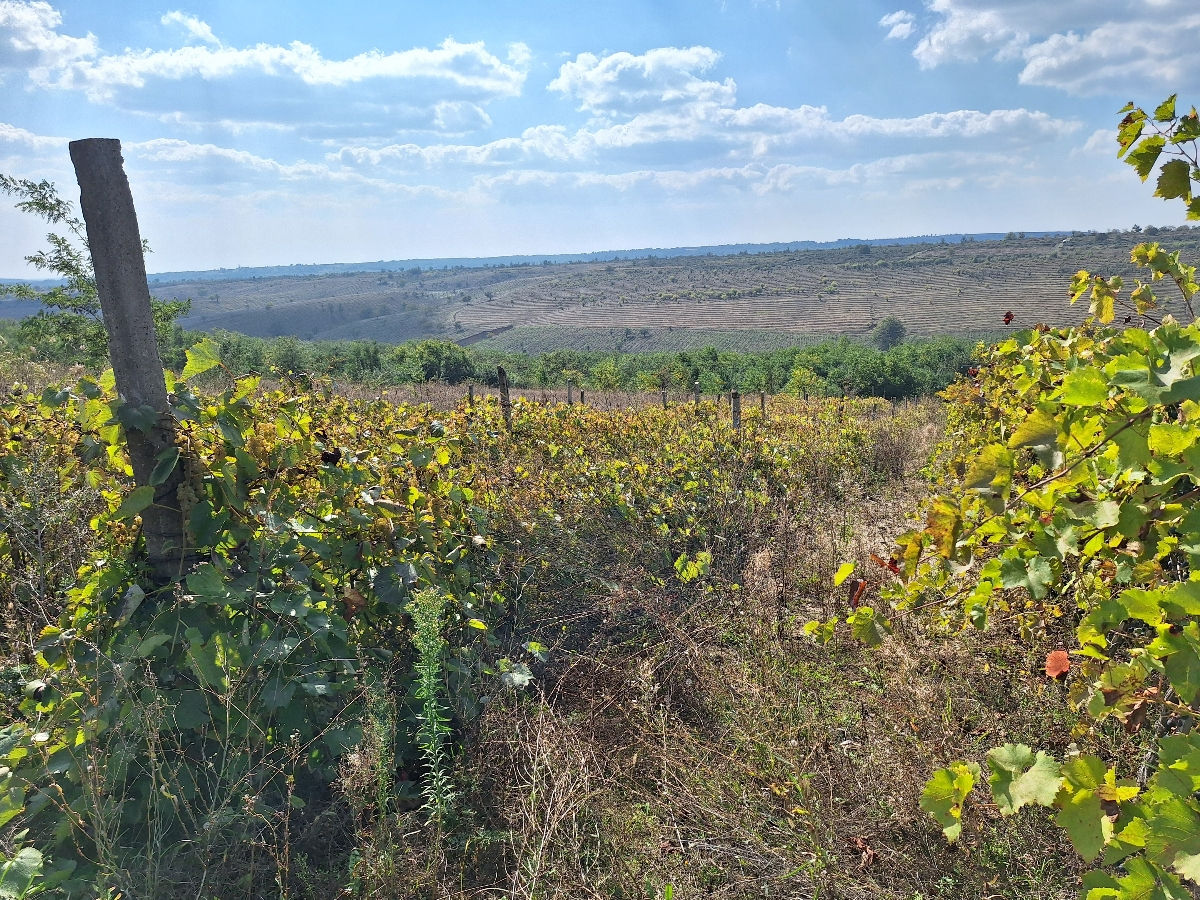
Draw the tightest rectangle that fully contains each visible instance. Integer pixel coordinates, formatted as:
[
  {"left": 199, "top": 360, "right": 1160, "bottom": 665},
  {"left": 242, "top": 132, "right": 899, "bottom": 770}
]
[
  {"left": 0, "top": 175, "right": 190, "bottom": 368},
  {"left": 399, "top": 339, "right": 475, "bottom": 384},
  {"left": 589, "top": 356, "right": 623, "bottom": 390},
  {"left": 871, "top": 316, "right": 907, "bottom": 351},
  {"left": 786, "top": 365, "right": 824, "bottom": 399}
]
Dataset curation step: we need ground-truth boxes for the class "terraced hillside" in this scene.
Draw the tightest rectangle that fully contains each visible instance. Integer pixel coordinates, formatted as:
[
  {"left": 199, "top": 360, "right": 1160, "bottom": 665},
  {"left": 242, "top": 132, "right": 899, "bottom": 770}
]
[{"left": 133, "top": 229, "right": 1200, "bottom": 351}]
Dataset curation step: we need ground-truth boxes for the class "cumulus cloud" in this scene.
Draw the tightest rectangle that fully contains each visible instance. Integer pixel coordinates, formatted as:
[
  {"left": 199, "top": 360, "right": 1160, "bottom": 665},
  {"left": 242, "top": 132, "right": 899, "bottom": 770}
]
[
  {"left": 549, "top": 46, "right": 735, "bottom": 114},
  {"left": 0, "top": 2, "right": 527, "bottom": 134},
  {"left": 889, "top": 0, "right": 1200, "bottom": 94},
  {"left": 0, "top": 0, "right": 95, "bottom": 76}
]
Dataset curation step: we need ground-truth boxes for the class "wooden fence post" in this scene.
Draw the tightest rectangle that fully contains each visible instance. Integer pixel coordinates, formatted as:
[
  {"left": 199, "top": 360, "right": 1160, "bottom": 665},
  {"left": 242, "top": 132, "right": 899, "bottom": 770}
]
[
  {"left": 693, "top": 381, "right": 701, "bottom": 406},
  {"left": 69, "top": 138, "right": 186, "bottom": 586},
  {"left": 760, "top": 391, "right": 766, "bottom": 419},
  {"left": 498, "top": 366, "right": 512, "bottom": 430},
  {"left": 731, "top": 390, "right": 741, "bottom": 430},
  {"left": 579, "top": 388, "right": 586, "bottom": 405},
  {"left": 660, "top": 389, "right": 668, "bottom": 410},
  {"left": 567, "top": 381, "right": 574, "bottom": 405},
  {"left": 467, "top": 383, "right": 474, "bottom": 406}
]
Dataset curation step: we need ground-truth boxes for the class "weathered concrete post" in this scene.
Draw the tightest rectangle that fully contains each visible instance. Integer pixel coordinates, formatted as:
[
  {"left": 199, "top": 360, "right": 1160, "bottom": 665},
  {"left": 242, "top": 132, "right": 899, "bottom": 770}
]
[
  {"left": 69, "top": 138, "right": 185, "bottom": 585},
  {"left": 566, "top": 381, "right": 574, "bottom": 405},
  {"left": 760, "top": 391, "right": 766, "bottom": 419},
  {"left": 731, "top": 390, "right": 741, "bottom": 430},
  {"left": 660, "top": 389, "right": 668, "bottom": 410},
  {"left": 467, "top": 383, "right": 474, "bottom": 406},
  {"left": 693, "top": 380, "right": 701, "bottom": 406}
]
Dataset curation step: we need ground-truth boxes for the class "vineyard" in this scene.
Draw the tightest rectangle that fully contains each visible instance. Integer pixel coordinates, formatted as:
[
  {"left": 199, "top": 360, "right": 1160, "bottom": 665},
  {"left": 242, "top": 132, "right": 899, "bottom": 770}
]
[
  {"left": 0, "top": 355, "right": 1098, "bottom": 899},
  {"left": 3, "top": 99, "right": 1200, "bottom": 900}
]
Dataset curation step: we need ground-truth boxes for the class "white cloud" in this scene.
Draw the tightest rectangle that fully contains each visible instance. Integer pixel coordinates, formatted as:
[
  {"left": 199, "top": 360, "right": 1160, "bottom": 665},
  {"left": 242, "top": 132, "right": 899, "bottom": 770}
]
[
  {"left": 328, "top": 101, "right": 1074, "bottom": 187},
  {"left": 895, "top": 0, "right": 1200, "bottom": 94},
  {"left": 1020, "top": 15, "right": 1200, "bottom": 94},
  {"left": 549, "top": 46, "right": 735, "bottom": 114},
  {"left": 53, "top": 37, "right": 526, "bottom": 99},
  {"left": 0, "top": 3, "right": 527, "bottom": 134},
  {"left": 0, "top": 0, "right": 95, "bottom": 76},
  {"left": 879, "top": 10, "right": 915, "bottom": 41},
  {"left": 160, "top": 11, "right": 219, "bottom": 47},
  {"left": 0, "top": 120, "right": 65, "bottom": 150}
]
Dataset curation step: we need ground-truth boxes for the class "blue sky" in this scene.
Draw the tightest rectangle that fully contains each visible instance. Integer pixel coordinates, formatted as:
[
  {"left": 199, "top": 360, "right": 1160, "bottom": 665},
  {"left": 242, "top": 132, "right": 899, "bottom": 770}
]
[{"left": 2, "top": 0, "right": 1198, "bottom": 276}]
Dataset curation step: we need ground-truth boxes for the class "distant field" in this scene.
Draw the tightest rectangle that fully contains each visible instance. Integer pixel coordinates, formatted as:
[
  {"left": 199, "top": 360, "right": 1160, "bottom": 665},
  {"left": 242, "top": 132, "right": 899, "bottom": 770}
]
[{"left": 5, "top": 229, "right": 1196, "bottom": 351}]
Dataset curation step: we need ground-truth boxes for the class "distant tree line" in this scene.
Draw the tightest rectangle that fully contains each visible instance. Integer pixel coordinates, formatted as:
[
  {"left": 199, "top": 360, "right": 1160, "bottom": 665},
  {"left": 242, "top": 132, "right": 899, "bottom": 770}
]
[{"left": 0, "top": 314, "right": 978, "bottom": 401}]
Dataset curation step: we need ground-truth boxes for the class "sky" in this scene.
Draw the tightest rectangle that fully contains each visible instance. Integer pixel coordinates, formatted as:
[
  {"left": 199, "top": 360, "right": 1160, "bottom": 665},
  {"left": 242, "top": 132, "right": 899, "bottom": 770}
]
[{"left": 2, "top": 0, "right": 1199, "bottom": 277}]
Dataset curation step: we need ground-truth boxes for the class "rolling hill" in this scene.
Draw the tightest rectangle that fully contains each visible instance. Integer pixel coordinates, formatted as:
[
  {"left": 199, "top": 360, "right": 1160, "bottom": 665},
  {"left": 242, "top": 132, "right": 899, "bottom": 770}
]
[{"left": 5, "top": 229, "right": 1195, "bottom": 353}]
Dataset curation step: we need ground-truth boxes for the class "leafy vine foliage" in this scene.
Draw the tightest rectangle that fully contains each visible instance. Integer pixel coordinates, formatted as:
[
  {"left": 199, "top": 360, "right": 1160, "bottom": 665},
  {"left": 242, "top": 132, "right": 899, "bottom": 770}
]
[
  {"left": 816, "top": 97, "right": 1200, "bottom": 897},
  {"left": 0, "top": 347, "right": 500, "bottom": 895}
]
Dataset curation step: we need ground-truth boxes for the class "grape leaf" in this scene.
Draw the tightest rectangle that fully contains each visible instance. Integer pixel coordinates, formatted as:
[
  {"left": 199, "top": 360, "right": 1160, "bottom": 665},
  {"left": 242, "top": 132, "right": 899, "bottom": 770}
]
[
  {"left": 1045, "top": 650, "right": 1070, "bottom": 679},
  {"left": 1060, "top": 368, "right": 1111, "bottom": 406},
  {"left": 1146, "top": 797, "right": 1200, "bottom": 882},
  {"left": 0, "top": 847, "right": 43, "bottom": 897},
  {"left": 113, "top": 485, "right": 155, "bottom": 521},
  {"left": 180, "top": 335, "right": 221, "bottom": 381},
  {"left": 1056, "top": 787, "right": 1108, "bottom": 861},
  {"left": 1157, "top": 734, "right": 1200, "bottom": 797},
  {"left": 1156, "top": 159, "right": 1193, "bottom": 202},
  {"left": 986, "top": 744, "right": 1062, "bottom": 815},
  {"left": 1127, "top": 135, "right": 1166, "bottom": 180},
  {"left": 920, "top": 761, "right": 980, "bottom": 842}
]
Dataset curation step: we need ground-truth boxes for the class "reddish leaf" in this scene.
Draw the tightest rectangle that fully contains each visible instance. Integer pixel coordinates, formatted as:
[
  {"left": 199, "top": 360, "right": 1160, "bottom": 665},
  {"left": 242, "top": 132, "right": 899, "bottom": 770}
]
[
  {"left": 869, "top": 552, "right": 900, "bottom": 574},
  {"left": 1044, "top": 650, "right": 1070, "bottom": 680},
  {"left": 847, "top": 578, "right": 867, "bottom": 609},
  {"left": 1003, "top": 310, "right": 1015, "bottom": 325}
]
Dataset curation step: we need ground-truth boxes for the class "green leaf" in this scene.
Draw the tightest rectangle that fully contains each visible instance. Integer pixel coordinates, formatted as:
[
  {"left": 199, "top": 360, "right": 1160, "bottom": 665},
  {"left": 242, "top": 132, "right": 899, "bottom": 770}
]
[
  {"left": 185, "top": 564, "right": 229, "bottom": 602},
  {"left": 1008, "top": 406, "right": 1058, "bottom": 449},
  {"left": 0, "top": 847, "right": 43, "bottom": 897},
  {"left": 0, "top": 782, "right": 25, "bottom": 830},
  {"left": 1056, "top": 787, "right": 1108, "bottom": 861},
  {"left": 1155, "top": 94, "right": 1178, "bottom": 123},
  {"left": 846, "top": 606, "right": 887, "bottom": 647},
  {"left": 149, "top": 445, "right": 180, "bottom": 486},
  {"left": 920, "top": 761, "right": 980, "bottom": 842},
  {"left": 1156, "top": 734, "right": 1200, "bottom": 797},
  {"left": 1156, "top": 159, "right": 1192, "bottom": 201},
  {"left": 1060, "top": 368, "right": 1110, "bottom": 406},
  {"left": 134, "top": 633, "right": 172, "bottom": 658},
  {"left": 1056, "top": 756, "right": 1110, "bottom": 861},
  {"left": 986, "top": 744, "right": 1061, "bottom": 815},
  {"left": 1148, "top": 624, "right": 1200, "bottom": 704},
  {"left": 833, "top": 562, "right": 855, "bottom": 587},
  {"left": 113, "top": 484, "right": 155, "bottom": 521},
  {"left": 115, "top": 402, "right": 161, "bottom": 432},
  {"left": 963, "top": 444, "right": 1013, "bottom": 500},
  {"left": 1146, "top": 797, "right": 1200, "bottom": 881},
  {"left": 1127, "top": 135, "right": 1166, "bottom": 180},
  {"left": 180, "top": 336, "right": 221, "bottom": 381},
  {"left": 999, "top": 554, "right": 1054, "bottom": 600}
]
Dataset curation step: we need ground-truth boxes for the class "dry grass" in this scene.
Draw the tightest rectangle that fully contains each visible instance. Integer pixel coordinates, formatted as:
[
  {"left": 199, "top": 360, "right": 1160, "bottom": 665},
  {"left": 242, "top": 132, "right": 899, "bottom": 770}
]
[{"left": 336, "top": 400, "right": 1086, "bottom": 900}]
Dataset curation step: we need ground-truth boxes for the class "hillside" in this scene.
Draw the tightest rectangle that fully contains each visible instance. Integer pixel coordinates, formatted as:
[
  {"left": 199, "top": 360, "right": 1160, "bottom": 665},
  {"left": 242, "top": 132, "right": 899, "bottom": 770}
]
[{"left": 5, "top": 229, "right": 1196, "bottom": 353}]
